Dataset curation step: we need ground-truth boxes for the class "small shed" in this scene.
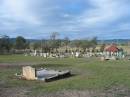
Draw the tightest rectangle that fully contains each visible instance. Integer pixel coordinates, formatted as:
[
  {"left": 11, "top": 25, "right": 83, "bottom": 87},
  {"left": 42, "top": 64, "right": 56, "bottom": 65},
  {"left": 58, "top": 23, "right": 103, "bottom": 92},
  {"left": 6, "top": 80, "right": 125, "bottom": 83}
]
[
  {"left": 103, "top": 44, "right": 124, "bottom": 59},
  {"left": 105, "top": 44, "right": 119, "bottom": 52}
]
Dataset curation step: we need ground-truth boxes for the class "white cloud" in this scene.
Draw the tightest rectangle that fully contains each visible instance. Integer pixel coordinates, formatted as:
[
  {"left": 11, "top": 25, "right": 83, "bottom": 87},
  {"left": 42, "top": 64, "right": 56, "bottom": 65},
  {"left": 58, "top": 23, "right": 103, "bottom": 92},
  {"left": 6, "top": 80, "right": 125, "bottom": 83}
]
[
  {"left": 75, "top": 0, "right": 129, "bottom": 29},
  {"left": 0, "top": 0, "right": 130, "bottom": 39},
  {"left": 0, "top": 0, "right": 41, "bottom": 25}
]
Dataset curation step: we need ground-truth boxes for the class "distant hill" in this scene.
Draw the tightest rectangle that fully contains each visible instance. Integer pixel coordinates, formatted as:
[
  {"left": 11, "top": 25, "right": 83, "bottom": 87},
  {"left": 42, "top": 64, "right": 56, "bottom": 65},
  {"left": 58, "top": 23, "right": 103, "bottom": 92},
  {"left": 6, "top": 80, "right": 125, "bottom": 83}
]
[
  {"left": 9, "top": 38, "right": 130, "bottom": 45},
  {"left": 9, "top": 38, "right": 40, "bottom": 43},
  {"left": 98, "top": 39, "right": 130, "bottom": 44}
]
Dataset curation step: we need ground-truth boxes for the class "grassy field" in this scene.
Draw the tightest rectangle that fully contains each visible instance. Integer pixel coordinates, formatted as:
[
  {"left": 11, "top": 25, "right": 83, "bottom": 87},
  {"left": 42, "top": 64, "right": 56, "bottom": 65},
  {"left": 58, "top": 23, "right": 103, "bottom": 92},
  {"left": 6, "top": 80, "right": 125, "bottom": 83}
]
[{"left": 0, "top": 55, "right": 130, "bottom": 97}]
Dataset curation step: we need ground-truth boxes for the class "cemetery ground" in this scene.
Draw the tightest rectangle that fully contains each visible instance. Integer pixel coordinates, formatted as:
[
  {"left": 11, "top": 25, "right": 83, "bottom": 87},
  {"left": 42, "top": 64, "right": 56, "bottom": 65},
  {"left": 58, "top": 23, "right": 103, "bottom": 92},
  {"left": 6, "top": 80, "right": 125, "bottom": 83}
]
[{"left": 1, "top": 55, "right": 130, "bottom": 97}]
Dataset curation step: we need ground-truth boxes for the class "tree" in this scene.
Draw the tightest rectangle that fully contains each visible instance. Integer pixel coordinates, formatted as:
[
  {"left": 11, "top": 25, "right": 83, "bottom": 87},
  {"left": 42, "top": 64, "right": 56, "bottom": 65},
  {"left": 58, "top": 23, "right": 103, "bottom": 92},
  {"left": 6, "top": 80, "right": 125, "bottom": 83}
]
[
  {"left": 15, "top": 36, "right": 27, "bottom": 50},
  {"left": 100, "top": 44, "right": 106, "bottom": 52},
  {"left": 31, "top": 42, "right": 41, "bottom": 50},
  {"left": 40, "top": 39, "right": 51, "bottom": 53},
  {"left": 70, "top": 37, "right": 98, "bottom": 53},
  {"left": 0, "top": 35, "right": 11, "bottom": 54},
  {"left": 49, "top": 32, "right": 60, "bottom": 52},
  {"left": 90, "top": 37, "right": 97, "bottom": 48},
  {"left": 50, "top": 32, "right": 59, "bottom": 40},
  {"left": 80, "top": 40, "right": 90, "bottom": 52},
  {"left": 70, "top": 40, "right": 82, "bottom": 52},
  {"left": 64, "top": 37, "right": 70, "bottom": 52}
]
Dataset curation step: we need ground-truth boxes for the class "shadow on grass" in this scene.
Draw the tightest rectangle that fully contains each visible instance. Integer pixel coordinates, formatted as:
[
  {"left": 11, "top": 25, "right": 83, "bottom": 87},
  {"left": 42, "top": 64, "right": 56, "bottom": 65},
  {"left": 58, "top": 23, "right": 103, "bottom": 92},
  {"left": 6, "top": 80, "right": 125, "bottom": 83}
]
[
  {"left": 33, "top": 63, "right": 71, "bottom": 68},
  {"left": 45, "top": 73, "right": 77, "bottom": 82}
]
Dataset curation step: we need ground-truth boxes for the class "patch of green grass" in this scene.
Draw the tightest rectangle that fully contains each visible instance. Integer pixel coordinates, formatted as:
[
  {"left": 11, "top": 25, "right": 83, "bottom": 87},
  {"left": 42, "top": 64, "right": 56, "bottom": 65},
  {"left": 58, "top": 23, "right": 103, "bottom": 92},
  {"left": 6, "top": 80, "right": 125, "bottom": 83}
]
[
  {"left": 0, "top": 55, "right": 45, "bottom": 63},
  {"left": 1, "top": 55, "right": 130, "bottom": 96}
]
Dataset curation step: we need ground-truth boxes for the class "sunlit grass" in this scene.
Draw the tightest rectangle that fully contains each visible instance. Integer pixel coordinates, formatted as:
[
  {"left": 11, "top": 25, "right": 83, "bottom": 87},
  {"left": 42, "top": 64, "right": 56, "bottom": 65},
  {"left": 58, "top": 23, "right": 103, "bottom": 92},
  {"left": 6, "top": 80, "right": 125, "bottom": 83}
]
[{"left": 0, "top": 55, "right": 130, "bottom": 96}]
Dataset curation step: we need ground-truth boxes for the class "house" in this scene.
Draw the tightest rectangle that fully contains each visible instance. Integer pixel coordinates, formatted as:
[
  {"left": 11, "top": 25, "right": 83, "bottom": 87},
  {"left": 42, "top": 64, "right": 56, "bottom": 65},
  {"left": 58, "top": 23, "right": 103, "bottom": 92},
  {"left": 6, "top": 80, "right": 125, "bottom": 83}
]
[
  {"left": 105, "top": 44, "right": 119, "bottom": 53},
  {"left": 102, "top": 44, "right": 125, "bottom": 60}
]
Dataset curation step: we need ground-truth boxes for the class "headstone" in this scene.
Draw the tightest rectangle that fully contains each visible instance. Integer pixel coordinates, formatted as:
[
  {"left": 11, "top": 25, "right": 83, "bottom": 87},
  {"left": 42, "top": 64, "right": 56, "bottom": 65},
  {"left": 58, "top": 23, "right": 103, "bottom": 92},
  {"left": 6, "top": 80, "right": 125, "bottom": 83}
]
[
  {"left": 40, "top": 53, "right": 43, "bottom": 57},
  {"left": 101, "top": 57, "right": 105, "bottom": 61},
  {"left": 75, "top": 52, "right": 79, "bottom": 58},
  {"left": 34, "top": 50, "right": 37, "bottom": 56},
  {"left": 22, "top": 66, "right": 36, "bottom": 80},
  {"left": 43, "top": 53, "right": 47, "bottom": 58}
]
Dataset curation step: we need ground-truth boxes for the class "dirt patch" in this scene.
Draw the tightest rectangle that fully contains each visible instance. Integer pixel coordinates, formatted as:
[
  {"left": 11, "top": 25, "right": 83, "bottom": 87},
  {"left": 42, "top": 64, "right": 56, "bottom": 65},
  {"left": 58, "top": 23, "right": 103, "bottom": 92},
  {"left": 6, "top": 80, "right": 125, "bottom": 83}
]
[
  {"left": 103, "top": 85, "right": 130, "bottom": 97},
  {"left": 26, "top": 85, "right": 130, "bottom": 97},
  {"left": 0, "top": 86, "right": 130, "bottom": 97},
  {"left": 35, "top": 88, "right": 130, "bottom": 97},
  {"left": 0, "top": 87, "right": 30, "bottom": 97}
]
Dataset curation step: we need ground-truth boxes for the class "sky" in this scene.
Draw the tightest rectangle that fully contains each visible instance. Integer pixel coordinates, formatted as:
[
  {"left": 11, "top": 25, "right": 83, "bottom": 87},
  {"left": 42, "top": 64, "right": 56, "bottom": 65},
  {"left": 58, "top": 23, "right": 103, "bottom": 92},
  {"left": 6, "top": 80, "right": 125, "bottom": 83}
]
[{"left": 0, "top": 0, "right": 130, "bottom": 39}]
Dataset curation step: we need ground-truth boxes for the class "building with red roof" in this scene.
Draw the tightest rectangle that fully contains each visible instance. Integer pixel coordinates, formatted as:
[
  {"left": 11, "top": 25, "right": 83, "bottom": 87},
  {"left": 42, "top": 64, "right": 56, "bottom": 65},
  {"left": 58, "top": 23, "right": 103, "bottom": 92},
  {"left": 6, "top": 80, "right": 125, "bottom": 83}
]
[
  {"left": 102, "top": 44, "right": 125, "bottom": 60},
  {"left": 104, "top": 44, "right": 119, "bottom": 52}
]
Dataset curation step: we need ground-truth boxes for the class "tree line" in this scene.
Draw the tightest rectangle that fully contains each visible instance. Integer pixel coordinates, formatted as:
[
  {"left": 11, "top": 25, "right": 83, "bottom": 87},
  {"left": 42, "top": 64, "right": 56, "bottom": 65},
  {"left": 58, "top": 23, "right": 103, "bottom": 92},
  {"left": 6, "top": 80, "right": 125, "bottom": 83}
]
[
  {"left": 0, "top": 35, "right": 29, "bottom": 54},
  {"left": 0, "top": 32, "right": 97, "bottom": 54}
]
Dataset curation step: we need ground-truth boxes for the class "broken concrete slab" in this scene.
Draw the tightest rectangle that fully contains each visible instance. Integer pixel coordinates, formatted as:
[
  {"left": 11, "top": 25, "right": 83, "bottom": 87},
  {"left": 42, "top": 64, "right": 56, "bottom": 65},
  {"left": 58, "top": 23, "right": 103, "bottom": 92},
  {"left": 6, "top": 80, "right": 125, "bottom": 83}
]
[
  {"left": 17, "top": 66, "right": 71, "bottom": 82},
  {"left": 36, "top": 68, "right": 71, "bottom": 82}
]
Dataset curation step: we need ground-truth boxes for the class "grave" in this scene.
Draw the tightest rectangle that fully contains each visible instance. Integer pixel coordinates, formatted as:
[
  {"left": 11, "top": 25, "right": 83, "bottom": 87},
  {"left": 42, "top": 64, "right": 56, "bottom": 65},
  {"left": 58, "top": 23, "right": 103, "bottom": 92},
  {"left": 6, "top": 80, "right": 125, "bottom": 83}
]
[{"left": 19, "top": 66, "right": 71, "bottom": 82}]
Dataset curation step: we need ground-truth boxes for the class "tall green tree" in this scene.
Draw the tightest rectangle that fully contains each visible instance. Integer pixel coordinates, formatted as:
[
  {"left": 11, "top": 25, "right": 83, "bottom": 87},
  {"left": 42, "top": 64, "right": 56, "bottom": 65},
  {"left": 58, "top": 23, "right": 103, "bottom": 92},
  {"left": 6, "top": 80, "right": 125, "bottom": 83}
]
[
  {"left": 0, "top": 35, "right": 11, "bottom": 54},
  {"left": 80, "top": 40, "right": 90, "bottom": 52},
  {"left": 15, "top": 36, "right": 27, "bottom": 50}
]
